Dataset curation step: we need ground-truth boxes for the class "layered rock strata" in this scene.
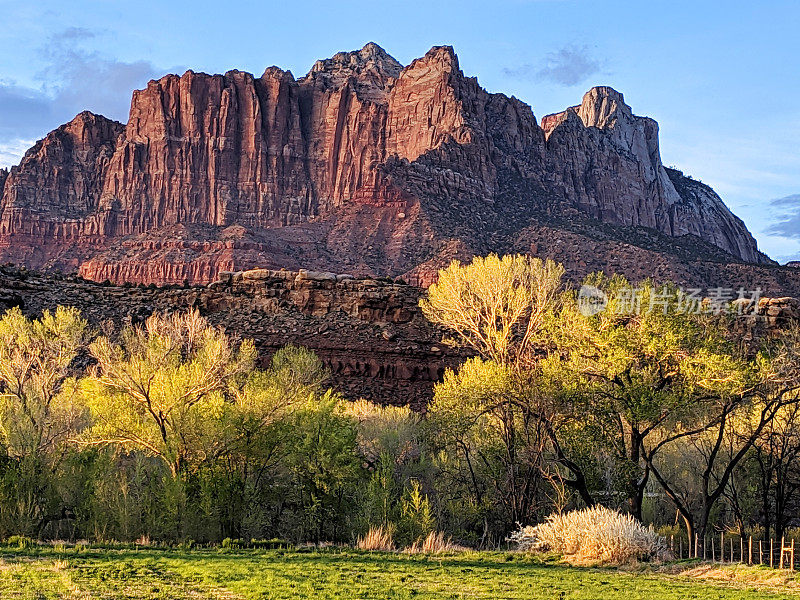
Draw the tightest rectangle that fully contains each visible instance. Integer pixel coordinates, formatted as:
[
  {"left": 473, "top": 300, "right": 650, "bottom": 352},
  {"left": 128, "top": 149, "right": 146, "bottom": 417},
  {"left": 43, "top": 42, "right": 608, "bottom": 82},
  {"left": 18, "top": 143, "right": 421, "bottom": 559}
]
[{"left": 0, "top": 43, "right": 780, "bottom": 289}]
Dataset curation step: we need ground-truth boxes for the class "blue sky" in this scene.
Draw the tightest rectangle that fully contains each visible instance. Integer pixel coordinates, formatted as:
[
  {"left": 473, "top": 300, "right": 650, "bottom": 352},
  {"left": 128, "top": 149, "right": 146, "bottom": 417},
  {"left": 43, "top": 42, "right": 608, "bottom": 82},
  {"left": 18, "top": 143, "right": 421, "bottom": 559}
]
[{"left": 1, "top": 0, "right": 798, "bottom": 261}]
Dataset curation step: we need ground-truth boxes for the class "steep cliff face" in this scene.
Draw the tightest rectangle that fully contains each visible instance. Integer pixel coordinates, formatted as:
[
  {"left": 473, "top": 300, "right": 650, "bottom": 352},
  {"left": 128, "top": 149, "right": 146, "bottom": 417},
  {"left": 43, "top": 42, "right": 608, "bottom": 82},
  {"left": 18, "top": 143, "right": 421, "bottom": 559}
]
[
  {"left": 0, "top": 112, "right": 124, "bottom": 268},
  {"left": 0, "top": 43, "right": 779, "bottom": 286},
  {"left": 540, "top": 87, "right": 763, "bottom": 263},
  {"left": 664, "top": 167, "right": 768, "bottom": 263}
]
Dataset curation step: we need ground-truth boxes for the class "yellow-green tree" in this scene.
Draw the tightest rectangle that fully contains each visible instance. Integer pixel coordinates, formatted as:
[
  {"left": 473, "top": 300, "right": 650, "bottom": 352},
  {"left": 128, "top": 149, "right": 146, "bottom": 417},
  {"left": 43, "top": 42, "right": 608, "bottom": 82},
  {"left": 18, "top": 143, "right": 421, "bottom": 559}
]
[
  {"left": 228, "top": 344, "right": 329, "bottom": 456},
  {"left": 641, "top": 321, "right": 800, "bottom": 545},
  {"left": 421, "top": 254, "right": 564, "bottom": 367},
  {"left": 550, "top": 278, "right": 755, "bottom": 513},
  {"left": 420, "top": 255, "right": 769, "bottom": 539},
  {"left": 81, "top": 310, "right": 255, "bottom": 477},
  {"left": 0, "top": 306, "right": 89, "bottom": 535},
  {"left": 421, "top": 255, "right": 572, "bottom": 529},
  {"left": 427, "top": 357, "right": 546, "bottom": 526},
  {"left": 0, "top": 306, "right": 89, "bottom": 458}
]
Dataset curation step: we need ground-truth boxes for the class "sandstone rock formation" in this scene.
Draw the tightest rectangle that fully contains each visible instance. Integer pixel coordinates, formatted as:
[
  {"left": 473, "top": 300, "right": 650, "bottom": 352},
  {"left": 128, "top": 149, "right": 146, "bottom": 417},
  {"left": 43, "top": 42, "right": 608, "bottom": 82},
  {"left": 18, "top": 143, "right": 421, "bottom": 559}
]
[{"left": 0, "top": 43, "right": 789, "bottom": 290}]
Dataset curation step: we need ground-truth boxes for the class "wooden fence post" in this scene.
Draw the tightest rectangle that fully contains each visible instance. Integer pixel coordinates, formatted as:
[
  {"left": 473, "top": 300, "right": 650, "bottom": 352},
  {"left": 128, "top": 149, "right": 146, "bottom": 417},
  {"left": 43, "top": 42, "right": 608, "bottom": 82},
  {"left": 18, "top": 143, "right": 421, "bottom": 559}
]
[
  {"left": 749, "top": 536, "right": 752, "bottom": 565},
  {"left": 759, "top": 539, "right": 763, "bottom": 565},
  {"left": 771, "top": 538, "right": 774, "bottom": 568},
  {"left": 730, "top": 538, "right": 734, "bottom": 564},
  {"left": 710, "top": 536, "right": 714, "bottom": 562},
  {"left": 781, "top": 537, "right": 785, "bottom": 569},
  {"left": 695, "top": 533, "right": 699, "bottom": 559},
  {"left": 740, "top": 537, "right": 744, "bottom": 563}
]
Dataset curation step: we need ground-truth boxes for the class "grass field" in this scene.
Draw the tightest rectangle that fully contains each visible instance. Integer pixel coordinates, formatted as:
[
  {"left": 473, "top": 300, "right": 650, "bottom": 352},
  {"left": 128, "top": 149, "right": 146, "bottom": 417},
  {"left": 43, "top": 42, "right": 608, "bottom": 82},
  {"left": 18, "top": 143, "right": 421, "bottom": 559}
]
[{"left": 1, "top": 545, "right": 799, "bottom": 599}]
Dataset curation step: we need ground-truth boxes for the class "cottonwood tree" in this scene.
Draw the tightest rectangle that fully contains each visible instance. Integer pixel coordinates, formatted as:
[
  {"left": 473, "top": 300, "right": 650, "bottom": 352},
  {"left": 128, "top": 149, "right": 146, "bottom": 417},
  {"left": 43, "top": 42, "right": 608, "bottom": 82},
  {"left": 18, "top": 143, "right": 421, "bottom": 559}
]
[
  {"left": 215, "top": 345, "right": 333, "bottom": 537},
  {"left": 420, "top": 254, "right": 565, "bottom": 368},
  {"left": 427, "top": 357, "right": 549, "bottom": 530},
  {"left": 81, "top": 309, "right": 256, "bottom": 478},
  {"left": 0, "top": 306, "right": 90, "bottom": 534},
  {"left": 421, "top": 255, "right": 571, "bottom": 533},
  {"left": 422, "top": 259, "right": 765, "bottom": 531},
  {"left": 646, "top": 324, "right": 800, "bottom": 545},
  {"left": 228, "top": 344, "right": 329, "bottom": 456},
  {"left": 544, "top": 277, "right": 756, "bottom": 522},
  {"left": 0, "top": 307, "right": 89, "bottom": 458}
]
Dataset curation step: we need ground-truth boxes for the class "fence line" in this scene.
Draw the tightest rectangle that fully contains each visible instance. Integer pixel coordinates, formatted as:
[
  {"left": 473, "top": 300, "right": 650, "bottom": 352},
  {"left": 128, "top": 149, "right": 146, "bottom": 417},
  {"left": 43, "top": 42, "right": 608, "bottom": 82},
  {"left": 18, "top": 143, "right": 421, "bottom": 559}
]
[{"left": 669, "top": 532, "right": 794, "bottom": 570}]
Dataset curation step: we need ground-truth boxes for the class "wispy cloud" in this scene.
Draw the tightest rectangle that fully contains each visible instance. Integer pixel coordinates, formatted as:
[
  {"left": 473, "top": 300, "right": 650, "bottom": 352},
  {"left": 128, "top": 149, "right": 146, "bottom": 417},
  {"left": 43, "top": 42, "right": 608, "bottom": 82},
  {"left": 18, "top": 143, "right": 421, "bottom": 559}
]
[
  {"left": 0, "top": 139, "right": 36, "bottom": 170},
  {"left": 766, "top": 194, "right": 800, "bottom": 239},
  {"left": 503, "top": 44, "right": 600, "bottom": 86},
  {"left": 36, "top": 27, "right": 166, "bottom": 120},
  {"left": 0, "top": 27, "right": 171, "bottom": 168}
]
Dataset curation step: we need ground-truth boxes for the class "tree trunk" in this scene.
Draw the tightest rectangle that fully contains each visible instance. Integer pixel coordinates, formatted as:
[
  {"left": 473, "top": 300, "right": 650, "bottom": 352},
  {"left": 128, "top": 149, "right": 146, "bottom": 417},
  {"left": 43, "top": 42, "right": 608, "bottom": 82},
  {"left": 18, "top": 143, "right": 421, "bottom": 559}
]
[{"left": 683, "top": 514, "right": 696, "bottom": 557}]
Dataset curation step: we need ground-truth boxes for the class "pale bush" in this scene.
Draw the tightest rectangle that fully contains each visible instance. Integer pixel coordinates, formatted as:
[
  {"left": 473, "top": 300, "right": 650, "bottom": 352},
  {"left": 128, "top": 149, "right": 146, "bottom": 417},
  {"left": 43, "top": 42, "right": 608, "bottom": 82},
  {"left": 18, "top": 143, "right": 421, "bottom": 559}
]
[
  {"left": 508, "top": 505, "right": 670, "bottom": 565},
  {"left": 422, "top": 531, "right": 453, "bottom": 553},
  {"left": 357, "top": 525, "right": 395, "bottom": 552}
]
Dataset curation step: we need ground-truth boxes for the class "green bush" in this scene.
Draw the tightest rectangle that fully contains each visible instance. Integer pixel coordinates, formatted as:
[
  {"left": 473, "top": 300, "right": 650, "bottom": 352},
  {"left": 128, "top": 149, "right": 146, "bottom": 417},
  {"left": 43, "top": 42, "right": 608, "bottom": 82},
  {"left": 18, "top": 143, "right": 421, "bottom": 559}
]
[{"left": 6, "top": 535, "right": 35, "bottom": 550}]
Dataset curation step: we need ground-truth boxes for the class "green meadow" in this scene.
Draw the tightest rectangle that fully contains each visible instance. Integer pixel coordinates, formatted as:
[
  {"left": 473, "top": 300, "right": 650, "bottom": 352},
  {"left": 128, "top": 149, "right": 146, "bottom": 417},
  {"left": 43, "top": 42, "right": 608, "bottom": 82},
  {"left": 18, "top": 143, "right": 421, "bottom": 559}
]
[{"left": 1, "top": 546, "right": 798, "bottom": 600}]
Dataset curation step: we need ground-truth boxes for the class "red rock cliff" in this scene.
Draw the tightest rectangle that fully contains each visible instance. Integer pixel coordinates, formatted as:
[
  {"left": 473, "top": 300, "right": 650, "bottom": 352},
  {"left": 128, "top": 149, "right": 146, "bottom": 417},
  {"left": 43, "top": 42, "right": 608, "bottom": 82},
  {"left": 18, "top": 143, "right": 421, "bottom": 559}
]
[{"left": 0, "top": 43, "right": 777, "bottom": 287}]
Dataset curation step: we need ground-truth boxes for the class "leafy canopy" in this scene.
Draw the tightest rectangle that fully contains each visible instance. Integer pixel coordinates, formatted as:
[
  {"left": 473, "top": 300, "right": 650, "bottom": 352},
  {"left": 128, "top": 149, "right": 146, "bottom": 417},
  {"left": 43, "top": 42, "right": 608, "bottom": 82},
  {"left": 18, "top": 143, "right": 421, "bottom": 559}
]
[
  {"left": 420, "top": 254, "right": 564, "bottom": 367},
  {"left": 0, "top": 306, "right": 89, "bottom": 457},
  {"left": 81, "top": 309, "right": 256, "bottom": 476}
]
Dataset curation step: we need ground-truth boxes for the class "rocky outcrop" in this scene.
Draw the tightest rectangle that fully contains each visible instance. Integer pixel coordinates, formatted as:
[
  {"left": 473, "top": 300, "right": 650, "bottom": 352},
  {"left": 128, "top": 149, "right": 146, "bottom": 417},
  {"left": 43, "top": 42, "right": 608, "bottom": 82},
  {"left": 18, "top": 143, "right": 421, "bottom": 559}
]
[
  {"left": 541, "top": 88, "right": 763, "bottom": 263},
  {"left": 0, "top": 112, "right": 124, "bottom": 269},
  {"left": 0, "top": 264, "right": 466, "bottom": 408},
  {"left": 664, "top": 167, "right": 769, "bottom": 263},
  {"left": 0, "top": 43, "right": 784, "bottom": 288},
  {"left": 0, "top": 264, "right": 796, "bottom": 408}
]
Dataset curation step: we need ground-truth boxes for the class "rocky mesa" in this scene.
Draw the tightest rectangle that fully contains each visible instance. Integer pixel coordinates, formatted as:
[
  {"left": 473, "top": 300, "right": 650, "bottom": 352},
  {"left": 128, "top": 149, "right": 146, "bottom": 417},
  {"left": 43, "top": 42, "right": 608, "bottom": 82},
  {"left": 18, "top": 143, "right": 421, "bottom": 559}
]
[{"left": 0, "top": 43, "right": 791, "bottom": 291}]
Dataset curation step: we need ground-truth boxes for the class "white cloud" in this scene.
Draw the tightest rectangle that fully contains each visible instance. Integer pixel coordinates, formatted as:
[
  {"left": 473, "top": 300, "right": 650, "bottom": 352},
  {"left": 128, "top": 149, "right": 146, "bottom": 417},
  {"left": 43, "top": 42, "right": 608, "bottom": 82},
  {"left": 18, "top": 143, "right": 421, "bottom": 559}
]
[
  {"left": 0, "top": 27, "right": 172, "bottom": 167},
  {"left": 0, "top": 139, "right": 36, "bottom": 170},
  {"left": 504, "top": 44, "right": 600, "bottom": 86}
]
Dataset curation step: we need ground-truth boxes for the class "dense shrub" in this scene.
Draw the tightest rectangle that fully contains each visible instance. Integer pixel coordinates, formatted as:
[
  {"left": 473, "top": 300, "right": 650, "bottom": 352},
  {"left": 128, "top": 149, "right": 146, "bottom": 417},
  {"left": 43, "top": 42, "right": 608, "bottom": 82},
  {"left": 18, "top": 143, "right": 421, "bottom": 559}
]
[{"left": 508, "top": 506, "right": 669, "bottom": 565}]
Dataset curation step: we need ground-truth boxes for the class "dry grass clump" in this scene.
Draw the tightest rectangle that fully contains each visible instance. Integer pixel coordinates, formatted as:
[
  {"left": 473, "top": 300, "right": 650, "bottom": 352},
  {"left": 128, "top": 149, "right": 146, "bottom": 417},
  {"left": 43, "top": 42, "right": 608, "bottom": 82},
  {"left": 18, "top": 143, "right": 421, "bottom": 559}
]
[
  {"left": 508, "top": 505, "right": 669, "bottom": 566},
  {"left": 357, "top": 525, "right": 395, "bottom": 551},
  {"left": 658, "top": 562, "right": 800, "bottom": 592},
  {"left": 404, "top": 531, "right": 465, "bottom": 554}
]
